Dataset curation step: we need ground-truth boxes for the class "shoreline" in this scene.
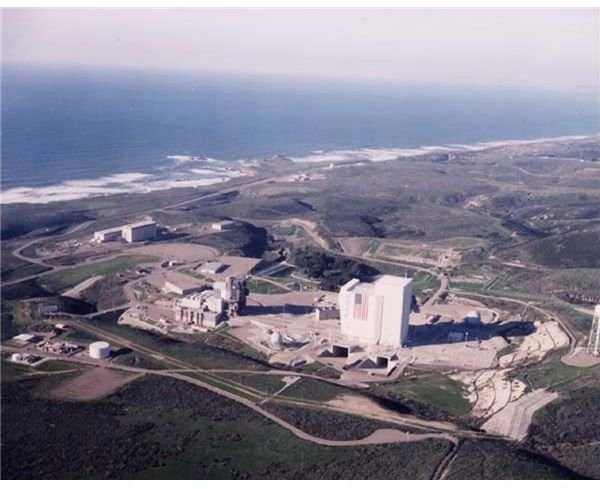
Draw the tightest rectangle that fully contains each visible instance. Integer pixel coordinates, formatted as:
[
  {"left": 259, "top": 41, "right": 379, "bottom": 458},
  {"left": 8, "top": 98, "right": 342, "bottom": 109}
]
[{"left": 1, "top": 133, "right": 597, "bottom": 206}]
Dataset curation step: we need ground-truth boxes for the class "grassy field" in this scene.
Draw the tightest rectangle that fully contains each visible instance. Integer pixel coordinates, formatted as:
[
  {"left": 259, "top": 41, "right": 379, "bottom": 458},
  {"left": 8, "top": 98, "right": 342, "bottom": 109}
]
[
  {"left": 1, "top": 241, "right": 51, "bottom": 282},
  {"left": 298, "top": 361, "right": 342, "bottom": 379},
  {"left": 280, "top": 377, "right": 355, "bottom": 402},
  {"left": 88, "top": 312, "right": 269, "bottom": 371},
  {"left": 214, "top": 372, "right": 286, "bottom": 395},
  {"left": 524, "top": 362, "right": 598, "bottom": 391},
  {"left": 411, "top": 271, "right": 441, "bottom": 299},
  {"left": 373, "top": 373, "right": 471, "bottom": 416},
  {"left": 40, "top": 255, "right": 157, "bottom": 292},
  {"left": 33, "top": 360, "right": 84, "bottom": 373},
  {"left": 1, "top": 373, "right": 453, "bottom": 479},
  {"left": 263, "top": 402, "right": 419, "bottom": 440},
  {"left": 446, "top": 440, "right": 581, "bottom": 479},
  {"left": 246, "top": 277, "right": 289, "bottom": 294},
  {"left": 527, "top": 386, "right": 600, "bottom": 479},
  {"left": 0, "top": 356, "right": 34, "bottom": 381}
]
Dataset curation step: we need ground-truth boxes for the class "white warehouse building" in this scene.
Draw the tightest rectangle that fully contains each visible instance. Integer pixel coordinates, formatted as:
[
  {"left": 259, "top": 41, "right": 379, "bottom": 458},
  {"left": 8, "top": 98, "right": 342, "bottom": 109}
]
[
  {"left": 93, "top": 220, "right": 158, "bottom": 243},
  {"left": 122, "top": 221, "right": 157, "bottom": 243},
  {"left": 338, "top": 275, "right": 413, "bottom": 348},
  {"left": 93, "top": 227, "right": 124, "bottom": 243}
]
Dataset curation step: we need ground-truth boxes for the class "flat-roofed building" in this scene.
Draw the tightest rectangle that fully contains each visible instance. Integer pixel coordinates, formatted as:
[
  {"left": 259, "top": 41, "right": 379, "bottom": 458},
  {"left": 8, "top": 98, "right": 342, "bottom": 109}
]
[
  {"left": 211, "top": 220, "right": 237, "bottom": 231},
  {"left": 338, "top": 275, "right": 413, "bottom": 348},
  {"left": 122, "top": 221, "right": 157, "bottom": 243},
  {"left": 12, "top": 333, "right": 38, "bottom": 345},
  {"left": 93, "top": 227, "right": 123, "bottom": 243},
  {"left": 163, "top": 272, "right": 205, "bottom": 296}
]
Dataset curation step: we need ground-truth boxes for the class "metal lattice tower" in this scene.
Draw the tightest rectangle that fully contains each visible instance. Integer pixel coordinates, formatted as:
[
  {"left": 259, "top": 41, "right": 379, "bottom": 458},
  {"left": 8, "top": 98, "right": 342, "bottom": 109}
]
[{"left": 587, "top": 305, "right": 600, "bottom": 356}]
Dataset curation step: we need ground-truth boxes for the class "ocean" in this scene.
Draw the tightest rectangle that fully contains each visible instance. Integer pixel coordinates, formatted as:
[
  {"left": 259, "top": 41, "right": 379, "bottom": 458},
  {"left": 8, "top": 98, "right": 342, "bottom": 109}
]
[{"left": 2, "top": 63, "right": 599, "bottom": 204}]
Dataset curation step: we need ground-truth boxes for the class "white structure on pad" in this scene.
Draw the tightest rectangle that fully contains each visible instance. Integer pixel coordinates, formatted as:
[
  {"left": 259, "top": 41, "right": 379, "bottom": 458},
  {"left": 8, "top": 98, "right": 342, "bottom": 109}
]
[
  {"left": 338, "top": 275, "right": 412, "bottom": 348},
  {"left": 588, "top": 304, "right": 600, "bottom": 356}
]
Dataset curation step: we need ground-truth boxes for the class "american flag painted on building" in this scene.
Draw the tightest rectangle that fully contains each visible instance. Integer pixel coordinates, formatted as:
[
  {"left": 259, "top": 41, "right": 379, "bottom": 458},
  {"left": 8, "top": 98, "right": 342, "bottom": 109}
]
[{"left": 353, "top": 293, "right": 369, "bottom": 321}]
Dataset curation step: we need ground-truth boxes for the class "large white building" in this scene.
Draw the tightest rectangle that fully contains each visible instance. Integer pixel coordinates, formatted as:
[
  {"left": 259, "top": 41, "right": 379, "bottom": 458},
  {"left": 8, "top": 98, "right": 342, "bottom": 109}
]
[
  {"left": 163, "top": 272, "right": 205, "bottom": 296},
  {"left": 93, "top": 220, "right": 157, "bottom": 243},
  {"left": 93, "top": 227, "right": 124, "bottom": 243},
  {"left": 122, "top": 221, "right": 157, "bottom": 243},
  {"left": 338, "top": 275, "right": 413, "bottom": 348}
]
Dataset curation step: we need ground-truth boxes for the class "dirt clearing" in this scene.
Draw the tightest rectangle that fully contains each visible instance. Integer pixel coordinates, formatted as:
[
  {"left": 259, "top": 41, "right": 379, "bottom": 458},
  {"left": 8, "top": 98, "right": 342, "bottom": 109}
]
[{"left": 46, "top": 367, "right": 142, "bottom": 401}]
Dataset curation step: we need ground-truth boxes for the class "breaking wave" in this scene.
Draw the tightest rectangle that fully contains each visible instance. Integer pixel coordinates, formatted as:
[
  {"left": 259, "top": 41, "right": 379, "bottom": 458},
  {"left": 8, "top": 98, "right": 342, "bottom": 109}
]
[
  {"left": 287, "top": 134, "right": 593, "bottom": 164},
  {"left": 0, "top": 161, "right": 243, "bottom": 205},
  {"left": 1, "top": 134, "right": 595, "bottom": 205}
]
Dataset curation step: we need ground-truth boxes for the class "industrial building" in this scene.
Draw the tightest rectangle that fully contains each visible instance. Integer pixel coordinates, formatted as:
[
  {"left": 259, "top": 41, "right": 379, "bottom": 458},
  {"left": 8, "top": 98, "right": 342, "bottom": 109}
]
[
  {"left": 338, "top": 275, "right": 413, "bottom": 348},
  {"left": 93, "top": 227, "right": 124, "bottom": 243},
  {"left": 173, "top": 277, "right": 247, "bottom": 329},
  {"left": 122, "top": 221, "right": 157, "bottom": 243},
  {"left": 93, "top": 220, "right": 158, "bottom": 243},
  {"left": 11, "top": 333, "right": 38, "bottom": 345},
  {"left": 163, "top": 272, "right": 205, "bottom": 296},
  {"left": 38, "top": 340, "right": 82, "bottom": 356},
  {"left": 174, "top": 291, "right": 225, "bottom": 329},
  {"left": 213, "top": 277, "right": 247, "bottom": 316}
]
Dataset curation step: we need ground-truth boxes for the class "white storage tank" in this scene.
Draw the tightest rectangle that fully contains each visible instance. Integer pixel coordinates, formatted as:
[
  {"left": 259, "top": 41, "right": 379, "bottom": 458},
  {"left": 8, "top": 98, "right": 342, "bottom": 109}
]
[
  {"left": 89, "top": 341, "right": 111, "bottom": 359},
  {"left": 465, "top": 310, "right": 481, "bottom": 325}
]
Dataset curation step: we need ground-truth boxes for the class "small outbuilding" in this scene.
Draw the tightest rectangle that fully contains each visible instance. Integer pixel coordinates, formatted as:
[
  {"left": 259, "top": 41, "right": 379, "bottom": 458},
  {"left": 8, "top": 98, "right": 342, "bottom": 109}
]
[{"left": 211, "top": 221, "right": 237, "bottom": 231}]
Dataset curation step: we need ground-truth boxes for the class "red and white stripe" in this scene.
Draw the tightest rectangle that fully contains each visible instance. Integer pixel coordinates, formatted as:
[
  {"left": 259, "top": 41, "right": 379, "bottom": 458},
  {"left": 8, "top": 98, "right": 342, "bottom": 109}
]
[{"left": 353, "top": 293, "right": 369, "bottom": 321}]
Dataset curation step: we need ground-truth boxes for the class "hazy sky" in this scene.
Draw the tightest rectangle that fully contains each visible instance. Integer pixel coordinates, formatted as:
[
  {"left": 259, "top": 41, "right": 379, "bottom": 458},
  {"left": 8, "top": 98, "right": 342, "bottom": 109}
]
[{"left": 2, "top": 9, "right": 599, "bottom": 92}]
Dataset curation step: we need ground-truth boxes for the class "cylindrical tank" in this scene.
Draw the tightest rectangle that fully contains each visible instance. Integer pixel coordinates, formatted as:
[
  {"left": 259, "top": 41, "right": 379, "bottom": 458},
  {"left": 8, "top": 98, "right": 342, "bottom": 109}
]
[
  {"left": 89, "top": 341, "right": 111, "bottom": 359},
  {"left": 465, "top": 310, "right": 481, "bottom": 325}
]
